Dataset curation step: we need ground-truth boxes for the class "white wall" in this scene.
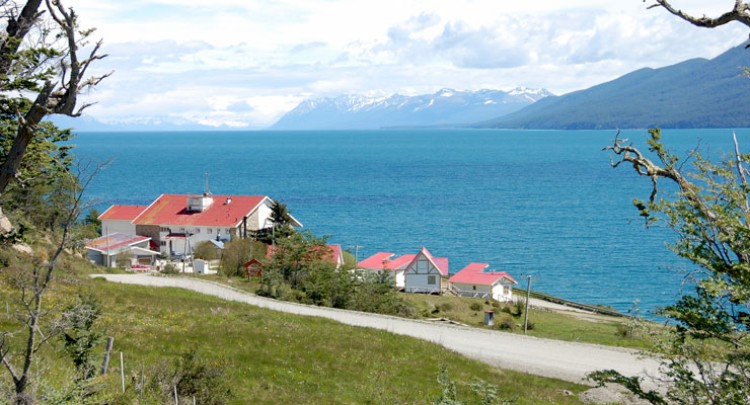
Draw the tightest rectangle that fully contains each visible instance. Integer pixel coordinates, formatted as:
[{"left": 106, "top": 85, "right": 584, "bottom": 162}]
[
  {"left": 451, "top": 281, "right": 514, "bottom": 302},
  {"left": 395, "top": 269, "right": 405, "bottom": 289},
  {"left": 404, "top": 257, "right": 443, "bottom": 293},
  {"left": 159, "top": 226, "right": 234, "bottom": 255},
  {"left": 100, "top": 219, "right": 136, "bottom": 236},
  {"left": 452, "top": 282, "right": 493, "bottom": 297}
]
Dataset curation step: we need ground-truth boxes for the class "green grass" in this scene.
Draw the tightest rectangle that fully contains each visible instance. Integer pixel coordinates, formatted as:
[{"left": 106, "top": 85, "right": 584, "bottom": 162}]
[
  {"left": 400, "top": 293, "right": 659, "bottom": 350},
  {"left": 197, "top": 274, "right": 661, "bottom": 350},
  {"left": 1, "top": 265, "right": 589, "bottom": 404},
  {"left": 96, "top": 281, "right": 587, "bottom": 404}
]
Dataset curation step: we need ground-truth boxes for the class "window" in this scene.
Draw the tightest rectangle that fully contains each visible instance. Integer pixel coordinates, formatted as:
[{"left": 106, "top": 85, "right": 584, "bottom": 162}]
[
  {"left": 160, "top": 227, "right": 169, "bottom": 233},
  {"left": 160, "top": 241, "right": 166, "bottom": 246},
  {"left": 207, "top": 228, "right": 213, "bottom": 234},
  {"left": 472, "top": 285, "right": 476, "bottom": 291},
  {"left": 427, "top": 275, "right": 436, "bottom": 285},
  {"left": 503, "top": 286, "right": 510, "bottom": 295},
  {"left": 195, "top": 228, "right": 201, "bottom": 234}
]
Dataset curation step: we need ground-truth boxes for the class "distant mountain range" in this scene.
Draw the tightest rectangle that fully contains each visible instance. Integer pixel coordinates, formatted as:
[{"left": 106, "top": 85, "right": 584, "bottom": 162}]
[
  {"left": 50, "top": 43, "right": 750, "bottom": 132},
  {"left": 477, "top": 43, "right": 750, "bottom": 129},
  {"left": 49, "top": 115, "right": 241, "bottom": 132},
  {"left": 270, "top": 88, "right": 552, "bottom": 130}
]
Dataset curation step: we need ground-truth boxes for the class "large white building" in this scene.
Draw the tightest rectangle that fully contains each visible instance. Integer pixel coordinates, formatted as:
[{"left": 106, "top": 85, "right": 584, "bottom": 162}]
[{"left": 99, "top": 193, "right": 301, "bottom": 257}]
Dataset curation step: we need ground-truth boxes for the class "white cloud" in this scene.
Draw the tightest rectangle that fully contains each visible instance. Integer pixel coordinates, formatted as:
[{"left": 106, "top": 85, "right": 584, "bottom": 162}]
[{"left": 70, "top": 0, "right": 749, "bottom": 128}]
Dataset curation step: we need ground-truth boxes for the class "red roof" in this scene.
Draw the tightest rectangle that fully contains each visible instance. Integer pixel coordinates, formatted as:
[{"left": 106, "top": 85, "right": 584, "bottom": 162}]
[
  {"left": 85, "top": 233, "right": 151, "bottom": 253},
  {"left": 387, "top": 254, "right": 417, "bottom": 270},
  {"left": 325, "top": 244, "right": 343, "bottom": 265},
  {"left": 133, "top": 194, "right": 267, "bottom": 228},
  {"left": 358, "top": 252, "right": 416, "bottom": 271},
  {"left": 407, "top": 247, "right": 449, "bottom": 276},
  {"left": 448, "top": 262, "right": 517, "bottom": 286},
  {"left": 357, "top": 252, "right": 394, "bottom": 269},
  {"left": 98, "top": 205, "right": 147, "bottom": 221}
]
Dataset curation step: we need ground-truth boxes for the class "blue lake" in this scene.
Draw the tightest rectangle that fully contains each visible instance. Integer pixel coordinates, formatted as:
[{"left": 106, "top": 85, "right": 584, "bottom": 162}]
[{"left": 71, "top": 128, "right": 750, "bottom": 315}]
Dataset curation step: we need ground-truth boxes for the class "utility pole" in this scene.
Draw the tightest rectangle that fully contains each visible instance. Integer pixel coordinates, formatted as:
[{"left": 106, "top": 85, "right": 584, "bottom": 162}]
[
  {"left": 523, "top": 275, "right": 531, "bottom": 335},
  {"left": 350, "top": 244, "right": 364, "bottom": 264}
]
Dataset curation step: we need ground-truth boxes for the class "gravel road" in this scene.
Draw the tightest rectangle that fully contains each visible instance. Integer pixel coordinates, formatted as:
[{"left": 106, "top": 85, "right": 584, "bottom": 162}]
[{"left": 93, "top": 274, "right": 663, "bottom": 388}]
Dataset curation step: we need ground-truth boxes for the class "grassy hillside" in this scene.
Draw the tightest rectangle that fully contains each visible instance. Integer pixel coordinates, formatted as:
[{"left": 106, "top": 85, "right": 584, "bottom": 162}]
[
  {"left": 95, "top": 281, "right": 586, "bottom": 404},
  {"left": 0, "top": 260, "right": 588, "bottom": 404}
]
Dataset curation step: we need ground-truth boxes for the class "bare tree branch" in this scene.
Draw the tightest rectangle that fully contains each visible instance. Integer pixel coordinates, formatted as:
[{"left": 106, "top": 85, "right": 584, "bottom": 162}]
[
  {"left": 0, "top": 0, "right": 109, "bottom": 197},
  {"left": 647, "top": 0, "right": 750, "bottom": 29}
]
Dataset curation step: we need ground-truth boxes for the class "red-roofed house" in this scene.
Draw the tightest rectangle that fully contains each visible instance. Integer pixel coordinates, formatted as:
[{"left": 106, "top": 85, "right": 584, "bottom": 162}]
[
  {"left": 243, "top": 258, "right": 264, "bottom": 278},
  {"left": 358, "top": 252, "right": 416, "bottom": 289},
  {"left": 85, "top": 232, "right": 159, "bottom": 269},
  {"left": 265, "top": 244, "right": 345, "bottom": 269},
  {"left": 99, "top": 193, "right": 302, "bottom": 257},
  {"left": 403, "top": 247, "right": 449, "bottom": 294},
  {"left": 448, "top": 263, "right": 517, "bottom": 302},
  {"left": 98, "top": 205, "right": 147, "bottom": 235},
  {"left": 325, "top": 244, "right": 345, "bottom": 269}
]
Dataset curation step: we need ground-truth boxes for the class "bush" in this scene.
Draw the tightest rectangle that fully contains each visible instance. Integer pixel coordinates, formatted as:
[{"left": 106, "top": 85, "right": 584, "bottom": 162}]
[
  {"left": 193, "top": 241, "right": 219, "bottom": 260},
  {"left": 144, "top": 349, "right": 232, "bottom": 405},
  {"left": 439, "top": 302, "right": 454, "bottom": 312},
  {"left": 469, "top": 302, "right": 482, "bottom": 312},
  {"left": 513, "top": 298, "right": 525, "bottom": 317},
  {"left": 497, "top": 315, "right": 515, "bottom": 331},
  {"left": 161, "top": 263, "right": 178, "bottom": 274}
]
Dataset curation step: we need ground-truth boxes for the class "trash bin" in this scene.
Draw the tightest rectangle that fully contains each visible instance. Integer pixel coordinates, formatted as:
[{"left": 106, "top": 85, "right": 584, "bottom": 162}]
[{"left": 484, "top": 310, "right": 495, "bottom": 326}]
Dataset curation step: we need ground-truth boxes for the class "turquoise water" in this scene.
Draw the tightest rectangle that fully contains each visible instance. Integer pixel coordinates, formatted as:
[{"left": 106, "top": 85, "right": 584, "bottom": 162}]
[{"left": 71, "top": 128, "right": 750, "bottom": 314}]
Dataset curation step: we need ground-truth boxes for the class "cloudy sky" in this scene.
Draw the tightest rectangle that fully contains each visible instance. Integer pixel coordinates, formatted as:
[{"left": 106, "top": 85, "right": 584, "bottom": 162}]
[{"left": 71, "top": 0, "right": 747, "bottom": 129}]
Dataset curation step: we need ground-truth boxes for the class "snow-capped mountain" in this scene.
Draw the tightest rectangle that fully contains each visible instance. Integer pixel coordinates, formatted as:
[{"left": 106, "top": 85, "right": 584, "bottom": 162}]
[{"left": 270, "top": 88, "right": 552, "bottom": 130}]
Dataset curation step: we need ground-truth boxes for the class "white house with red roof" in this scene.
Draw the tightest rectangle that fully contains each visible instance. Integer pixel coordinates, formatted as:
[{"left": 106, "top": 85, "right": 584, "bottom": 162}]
[
  {"left": 357, "top": 252, "right": 416, "bottom": 289},
  {"left": 99, "top": 193, "right": 302, "bottom": 257},
  {"left": 84, "top": 232, "right": 158, "bottom": 269},
  {"left": 403, "top": 247, "right": 449, "bottom": 294},
  {"left": 98, "top": 205, "right": 147, "bottom": 235},
  {"left": 448, "top": 263, "right": 517, "bottom": 302}
]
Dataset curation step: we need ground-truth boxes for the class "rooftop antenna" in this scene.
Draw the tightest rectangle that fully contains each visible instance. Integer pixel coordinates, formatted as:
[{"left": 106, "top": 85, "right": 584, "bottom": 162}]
[{"left": 204, "top": 172, "right": 211, "bottom": 196}]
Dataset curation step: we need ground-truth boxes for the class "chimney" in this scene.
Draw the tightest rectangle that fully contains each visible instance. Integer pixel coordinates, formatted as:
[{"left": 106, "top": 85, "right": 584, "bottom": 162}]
[{"left": 225, "top": 197, "right": 232, "bottom": 205}]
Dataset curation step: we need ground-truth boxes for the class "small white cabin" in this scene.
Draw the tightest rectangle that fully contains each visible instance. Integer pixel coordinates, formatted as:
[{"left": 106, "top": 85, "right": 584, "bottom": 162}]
[
  {"left": 448, "top": 263, "right": 517, "bottom": 302},
  {"left": 403, "top": 247, "right": 449, "bottom": 294},
  {"left": 357, "top": 252, "right": 416, "bottom": 289}
]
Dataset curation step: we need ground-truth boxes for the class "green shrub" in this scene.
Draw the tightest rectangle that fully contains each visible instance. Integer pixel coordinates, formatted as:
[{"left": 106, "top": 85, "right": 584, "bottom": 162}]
[
  {"left": 144, "top": 349, "right": 232, "bottom": 404},
  {"left": 193, "top": 241, "right": 219, "bottom": 260},
  {"left": 497, "top": 315, "right": 515, "bottom": 330},
  {"left": 469, "top": 302, "right": 482, "bottom": 312},
  {"left": 161, "top": 263, "right": 178, "bottom": 274},
  {"left": 439, "top": 302, "right": 454, "bottom": 312},
  {"left": 513, "top": 298, "right": 525, "bottom": 317}
]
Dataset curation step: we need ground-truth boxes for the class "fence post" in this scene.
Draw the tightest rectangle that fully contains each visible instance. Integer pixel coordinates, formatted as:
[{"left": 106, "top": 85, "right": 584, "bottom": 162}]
[
  {"left": 101, "top": 336, "right": 114, "bottom": 375},
  {"left": 120, "top": 351, "right": 125, "bottom": 393}
]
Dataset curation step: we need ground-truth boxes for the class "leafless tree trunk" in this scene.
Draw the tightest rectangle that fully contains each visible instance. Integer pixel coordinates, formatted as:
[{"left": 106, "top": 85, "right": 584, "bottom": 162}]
[
  {"left": 0, "top": 0, "right": 110, "bottom": 196},
  {"left": 0, "top": 161, "right": 104, "bottom": 403}
]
